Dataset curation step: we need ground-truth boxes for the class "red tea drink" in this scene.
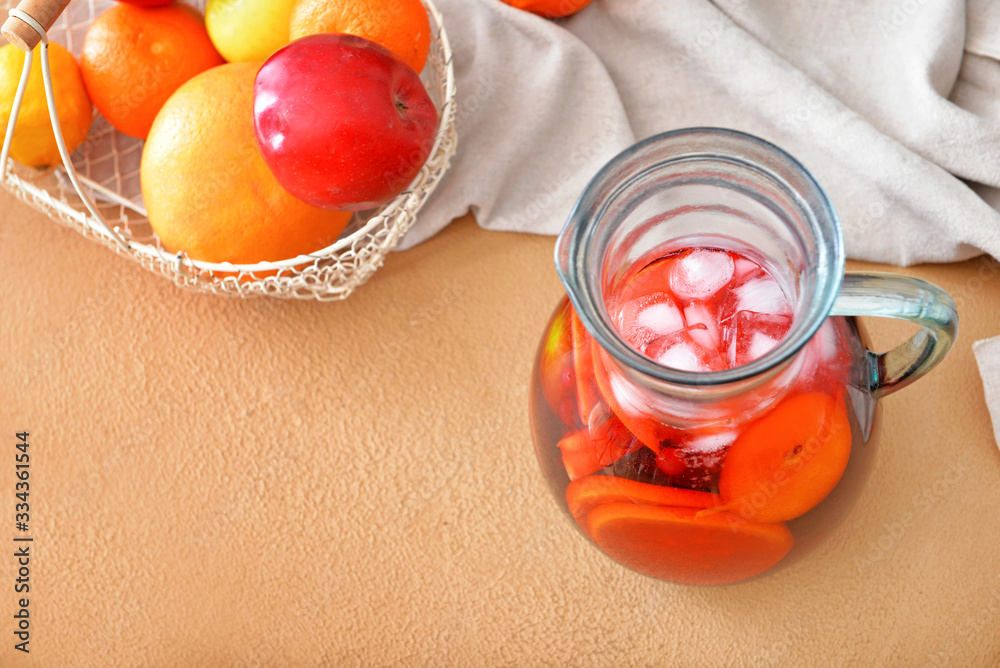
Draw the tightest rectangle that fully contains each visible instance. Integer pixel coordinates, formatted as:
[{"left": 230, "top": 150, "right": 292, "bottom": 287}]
[
  {"left": 530, "top": 240, "right": 872, "bottom": 585},
  {"left": 613, "top": 247, "right": 792, "bottom": 373},
  {"left": 535, "top": 129, "right": 952, "bottom": 585}
]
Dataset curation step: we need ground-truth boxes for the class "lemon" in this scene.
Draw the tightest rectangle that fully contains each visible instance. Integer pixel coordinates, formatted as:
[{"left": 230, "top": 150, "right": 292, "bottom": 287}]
[
  {"left": 0, "top": 43, "right": 93, "bottom": 169},
  {"left": 206, "top": 0, "right": 296, "bottom": 63}
]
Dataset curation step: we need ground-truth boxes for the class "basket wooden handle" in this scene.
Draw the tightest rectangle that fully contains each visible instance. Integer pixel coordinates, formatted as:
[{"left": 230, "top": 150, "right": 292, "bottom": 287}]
[{"left": 2, "top": 0, "right": 72, "bottom": 51}]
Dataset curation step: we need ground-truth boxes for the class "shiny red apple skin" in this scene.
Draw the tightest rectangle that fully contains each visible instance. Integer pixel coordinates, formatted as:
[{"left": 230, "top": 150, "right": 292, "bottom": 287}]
[{"left": 252, "top": 33, "right": 438, "bottom": 211}]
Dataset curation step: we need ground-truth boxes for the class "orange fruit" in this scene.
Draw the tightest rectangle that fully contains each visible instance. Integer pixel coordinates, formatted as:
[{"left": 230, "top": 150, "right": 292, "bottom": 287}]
[
  {"left": 590, "top": 336, "right": 684, "bottom": 451},
  {"left": 0, "top": 43, "right": 92, "bottom": 168},
  {"left": 538, "top": 299, "right": 580, "bottom": 427},
  {"left": 588, "top": 503, "right": 793, "bottom": 585},
  {"left": 570, "top": 309, "right": 603, "bottom": 426},
  {"left": 557, "top": 416, "right": 642, "bottom": 481},
  {"left": 289, "top": 0, "right": 431, "bottom": 72},
  {"left": 80, "top": 3, "right": 224, "bottom": 139},
  {"left": 140, "top": 62, "right": 352, "bottom": 265},
  {"left": 501, "top": 0, "right": 595, "bottom": 18},
  {"left": 565, "top": 475, "right": 719, "bottom": 535},
  {"left": 715, "top": 392, "right": 852, "bottom": 523}
]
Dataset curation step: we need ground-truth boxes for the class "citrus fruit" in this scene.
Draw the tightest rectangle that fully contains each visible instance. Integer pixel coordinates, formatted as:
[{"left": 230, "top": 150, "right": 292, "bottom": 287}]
[
  {"left": 557, "top": 416, "right": 641, "bottom": 481},
  {"left": 588, "top": 503, "right": 793, "bottom": 585},
  {"left": 140, "top": 62, "right": 352, "bottom": 265},
  {"left": 289, "top": 0, "right": 431, "bottom": 72},
  {"left": 117, "top": 1, "right": 175, "bottom": 5},
  {"left": 206, "top": 0, "right": 296, "bottom": 63},
  {"left": 566, "top": 475, "right": 720, "bottom": 535},
  {"left": 0, "top": 43, "right": 92, "bottom": 169},
  {"left": 501, "top": 0, "right": 595, "bottom": 18},
  {"left": 590, "top": 336, "right": 683, "bottom": 451},
  {"left": 538, "top": 299, "right": 579, "bottom": 426},
  {"left": 570, "top": 309, "right": 603, "bottom": 426},
  {"left": 716, "top": 392, "right": 852, "bottom": 523},
  {"left": 80, "top": 2, "right": 224, "bottom": 139}
]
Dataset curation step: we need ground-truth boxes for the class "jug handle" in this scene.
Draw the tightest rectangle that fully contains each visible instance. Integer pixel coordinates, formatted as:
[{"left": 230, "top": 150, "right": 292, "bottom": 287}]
[{"left": 831, "top": 272, "right": 958, "bottom": 398}]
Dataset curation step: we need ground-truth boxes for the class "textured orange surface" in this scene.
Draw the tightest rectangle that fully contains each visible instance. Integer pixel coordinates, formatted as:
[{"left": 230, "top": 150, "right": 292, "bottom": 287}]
[{"left": 1, "top": 191, "right": 1000, "bottom": 665}]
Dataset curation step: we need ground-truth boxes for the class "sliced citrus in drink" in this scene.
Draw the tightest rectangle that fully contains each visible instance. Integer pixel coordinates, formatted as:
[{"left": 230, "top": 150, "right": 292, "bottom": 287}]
[
  {"left": 590, "top": 337, "right": 682, "bottom": 450},
  {"left": 570, "top": 309, "right": 604, "bottom": 426},
  {"left": 558, "top": 415, "right": 642, "bottom": 481},
  {"left": 588, "top": 503, "right": 793, "bottom": 585},
  {"left": 565, "top": 475, "right": 719, "bottom": 534},
  {"left": 716, "top": 391, "right": 852, "bottom": 523},
  {"left": 538, "top": 299, "right": 579, "bottom": 426}
]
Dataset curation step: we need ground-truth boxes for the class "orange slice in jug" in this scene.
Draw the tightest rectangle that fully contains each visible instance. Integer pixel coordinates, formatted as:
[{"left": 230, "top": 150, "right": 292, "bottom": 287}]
[
  {"left": 590, "top": 338, "right": 683, "bottom": 451},
  {"left": 571, "top": 309, "right": 604, "bottom": 425},
  {"left": 565, "top": 476, "right": 719, "bottom": 534},
  {"left": 588, "top": 503, "right": 793, "bottom": 585},
  {"left": 714, "top": 391, "right": 852, "bottom": 523}
]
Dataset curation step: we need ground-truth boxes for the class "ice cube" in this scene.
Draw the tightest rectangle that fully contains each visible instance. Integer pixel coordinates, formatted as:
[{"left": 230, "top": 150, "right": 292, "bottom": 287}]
[
  {"left": 616, "top": 292, "right": 684, "bottom": 351},
  {"left": 733, "top": 258, "right": 759, "bottom": 281},
  {"left": 812, "top": 319, "right": 839, "bottom": 361},
  {"left": 683, "top": 301, "right": 723, "bottom": 350},
  {"left": 682, "top": 429, "right": 738, "bottom": 453},
  {"left": 646, "top": 327, "right": 727, "bottom": 372},
  {"left": 637, "top": 302, "right": 684, "bottom": 332},
  {"left": 726, "top": 310, "right": 793, "bottom": 367},
  {"left": 730, "top": 274, "right": 792, "bottom": 317},
  {"left": 669, "top": 249, "right": 735, "bottom": 301},
  {"left": 748, "top": 332, "right": 780, "bottom": 359}
]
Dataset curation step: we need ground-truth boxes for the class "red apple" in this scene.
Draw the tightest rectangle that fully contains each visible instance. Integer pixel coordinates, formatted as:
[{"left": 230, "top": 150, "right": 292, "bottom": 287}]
[{"left": 252, "top": 33, "right": 438, "bottom": 211}]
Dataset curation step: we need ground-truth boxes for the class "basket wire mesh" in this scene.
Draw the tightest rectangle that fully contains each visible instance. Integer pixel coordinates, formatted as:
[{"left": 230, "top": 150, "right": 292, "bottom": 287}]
[{"left": 1, "top": 0, "right": 457, "bottom": 300}]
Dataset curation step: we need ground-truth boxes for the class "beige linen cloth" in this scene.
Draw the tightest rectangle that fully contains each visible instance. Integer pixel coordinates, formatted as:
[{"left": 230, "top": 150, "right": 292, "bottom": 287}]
[{"left": 408, "top": 0, "right": 1000, "bottom": 444}]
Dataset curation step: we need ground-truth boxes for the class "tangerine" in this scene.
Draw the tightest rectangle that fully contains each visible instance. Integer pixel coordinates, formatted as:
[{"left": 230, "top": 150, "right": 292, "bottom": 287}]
[
  {"left": 140, "top": 62, "right": 352, "bottom": 265},
  {"left": 80, "top": 2, "right": 224, "bottom": 139},
  {"left": 716, "top": 392, "right": 852, "bottom": 523},
  {"left": 289, "top": 0, "right": 431, "bottom": 72}
]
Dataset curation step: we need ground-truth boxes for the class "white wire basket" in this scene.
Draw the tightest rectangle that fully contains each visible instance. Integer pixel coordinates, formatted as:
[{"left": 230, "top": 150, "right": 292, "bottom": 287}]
[{"left": 1, "top": 0, "right": 457, "bottom": 300}]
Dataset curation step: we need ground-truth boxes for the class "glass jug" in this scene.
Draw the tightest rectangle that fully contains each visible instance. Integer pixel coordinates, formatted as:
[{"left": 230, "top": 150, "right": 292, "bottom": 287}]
[{"left": 529, "top": 128, "right": 957, "bottom": 585}]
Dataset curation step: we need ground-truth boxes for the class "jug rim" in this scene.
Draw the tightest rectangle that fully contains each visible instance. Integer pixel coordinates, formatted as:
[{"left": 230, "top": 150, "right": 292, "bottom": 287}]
[{"left": 555, "top": 127, "right": 846, "bottom": 387}]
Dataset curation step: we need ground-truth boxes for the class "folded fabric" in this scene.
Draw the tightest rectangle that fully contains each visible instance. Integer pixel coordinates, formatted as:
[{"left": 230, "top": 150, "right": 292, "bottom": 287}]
[
  {"left": 405, "top": 0, "right": 1000, "bottom": 268},
  {"left": 974, "top": 337, "right": 1000, "bottom": 448}
]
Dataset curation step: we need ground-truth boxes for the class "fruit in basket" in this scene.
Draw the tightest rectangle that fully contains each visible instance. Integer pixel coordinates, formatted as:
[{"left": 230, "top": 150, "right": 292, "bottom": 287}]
[
  {"left": 289, "top": 0, "right": 431, "bottom": 72},
  {"left": 253, "top": 34, "right": 438, "bottom": 211},
  {"left": 80, "top": 3, "right": 224, "bottom": 139},
  {"left": 501, "top": 0, "right": 596, "bottom": 18},
  {"left": 117, "top": 1, "right": 176, "bottom": 5},
  {"left": 205, "top": 0, "right": 297, "bottom": 63},
  {"left": 141, "top": 62, "right": 352, "bottom": 264},
  {"left": 0, "top": 43, "right": 92, "bottom": 169}
]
